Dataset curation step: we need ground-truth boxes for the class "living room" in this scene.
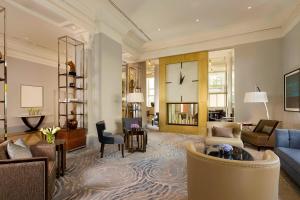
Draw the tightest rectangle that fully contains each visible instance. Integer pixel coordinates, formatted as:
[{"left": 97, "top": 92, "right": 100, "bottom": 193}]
[{"left": 0, "top": 0, "right": 300, "bottom": 200}]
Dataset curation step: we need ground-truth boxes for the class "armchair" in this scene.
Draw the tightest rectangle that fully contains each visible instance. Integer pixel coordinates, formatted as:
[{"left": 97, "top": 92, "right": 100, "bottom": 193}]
[
  {"left": 96, "top": 121, "right": 124, "bottom": 158},
  {"left": 0, "top": 142, "right": 56, "bottom": 200},
  {"left": 205, "top": 122, "right": 243, "bottom": 148},
  {"left": 186, "top": 142, "right": 280, "bottom": 200},
  {"left": 242, "top": 120, "right": 279, "bottom": 150}
]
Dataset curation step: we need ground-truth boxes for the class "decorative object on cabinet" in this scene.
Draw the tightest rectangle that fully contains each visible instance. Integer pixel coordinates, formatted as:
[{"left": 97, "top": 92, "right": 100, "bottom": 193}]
[
  {"left": 57, "top": 36, "right": 86, "bottom": 151},
  {"left": 167, "top": 103, "right": 198, "bottom": 126},
  {"left": 284, "top": 68, "right": 300, "bottom": 112},
  {"left": 244, "top": 86, "right": 269, "bottom": 119},
  {"left": 0, "top": 6, "right": 7, "bottom": 140}
]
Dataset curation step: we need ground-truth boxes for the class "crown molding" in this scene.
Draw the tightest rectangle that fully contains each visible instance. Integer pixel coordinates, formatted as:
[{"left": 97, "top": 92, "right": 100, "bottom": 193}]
[
  {"left": 5, "top": 36, "right": 57, "bottom": 67},
  {"left": 282, "top": 3, "right": 300, "bottom": 36},
  {"left": 139, "top": 26, "right": 283, "bottom": 61}
]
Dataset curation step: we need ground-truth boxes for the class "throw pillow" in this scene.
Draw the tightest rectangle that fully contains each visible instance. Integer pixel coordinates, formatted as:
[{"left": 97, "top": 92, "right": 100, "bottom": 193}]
[
  {"left": 212, "top": 126, "right": 234, "bottom": 138},
  {"left": 15, "top": 138, "right": 28, "bottom": 148},
  {"left": 7, "top": 141, "right": 32, "bottom": 159},
  {"left": 262, "top": 126, "right": 273, "bottom": 134},
  {"left": 0, "top": 140, "right": 10, "bottom": 160}
]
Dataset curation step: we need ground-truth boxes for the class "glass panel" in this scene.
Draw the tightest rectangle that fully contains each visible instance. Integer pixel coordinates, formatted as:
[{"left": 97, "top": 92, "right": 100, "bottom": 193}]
[
  {"left": 167, "top": 103, "right": 198, "bottom": 126},
  {"left": 208, "top": 72, "right": 226, "bottom": 93}
]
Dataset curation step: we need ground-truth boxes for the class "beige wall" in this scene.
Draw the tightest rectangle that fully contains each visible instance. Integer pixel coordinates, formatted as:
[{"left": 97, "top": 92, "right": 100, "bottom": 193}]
[
  {"left": 234, "top": 39, "right": 282, "bottom": 123},
  {"left": 4, "top": 57, "right": 57, "bottom": 134},
  {"left": 281, "top": 21, "right": 300, "bottom": 128}
]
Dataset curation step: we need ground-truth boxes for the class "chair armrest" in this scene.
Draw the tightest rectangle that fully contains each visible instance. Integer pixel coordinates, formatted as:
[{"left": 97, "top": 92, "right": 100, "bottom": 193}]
[
  {"left": 275, "top": 129, "right": 290, "bottom": 148},
  {"left": 30, "top": 143, "right": 56, "bottom": 161},
  {"left": 0, "top": 157, "right": 48, "bottom": 200}
]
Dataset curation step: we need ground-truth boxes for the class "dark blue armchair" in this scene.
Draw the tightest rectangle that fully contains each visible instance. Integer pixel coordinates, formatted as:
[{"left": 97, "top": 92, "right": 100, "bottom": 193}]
[
  {"left": 275, "top": 129, "right": 300, "bottom": 186},
  {"left": 96, "top": 121, "right": 124, "bottom": 158}
]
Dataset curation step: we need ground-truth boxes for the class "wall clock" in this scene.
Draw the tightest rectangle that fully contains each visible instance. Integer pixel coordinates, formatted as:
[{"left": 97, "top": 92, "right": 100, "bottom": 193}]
[{"left": 166, "top": 61, "right": 198, "bottom": 102}]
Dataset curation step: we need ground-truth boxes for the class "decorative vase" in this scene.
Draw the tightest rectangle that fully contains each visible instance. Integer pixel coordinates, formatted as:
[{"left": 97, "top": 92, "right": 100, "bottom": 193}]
[
  {"left": 68, "top": 119, "right": 78, "bottom": 129},
  {"left": 46, "top": 134, "right": 55, "bottom": 144}
]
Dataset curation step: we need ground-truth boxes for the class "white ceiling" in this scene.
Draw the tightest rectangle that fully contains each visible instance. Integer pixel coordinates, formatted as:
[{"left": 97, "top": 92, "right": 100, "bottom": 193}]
[
  {"left": 0, "top": 0, "right": 300, "bottom": 65},
  {"left": 113, "top": 0, "right": 298, "bottom": 42}
]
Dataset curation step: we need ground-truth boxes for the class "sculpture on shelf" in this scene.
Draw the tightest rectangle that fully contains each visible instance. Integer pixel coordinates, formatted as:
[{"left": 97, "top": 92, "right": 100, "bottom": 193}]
[
  {"left": 67, "top": 61, "right": 76, "bottom": 76},
  {"left": 68, "top": 118, "right": 78, "bottom": 129}
]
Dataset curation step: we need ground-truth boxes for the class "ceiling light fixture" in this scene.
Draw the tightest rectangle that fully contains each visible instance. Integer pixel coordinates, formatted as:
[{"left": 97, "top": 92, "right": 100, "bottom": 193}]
[
  {"left": 72, "top": 25, "right": 76, "bottom": 30},
  {"left": 196, "top": 19, "right": 200, "bottom": 23},
  {"left": 157, "top": 28, "right": 161, "bottom": 31},
  {"left": 247, "top": 6, "right": 252, "bottom": 10}
]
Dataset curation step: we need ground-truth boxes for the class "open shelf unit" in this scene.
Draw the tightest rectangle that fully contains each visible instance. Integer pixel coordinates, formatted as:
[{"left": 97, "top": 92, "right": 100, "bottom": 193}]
[
  {"left": 0, "top": 6, "right": 7, "bottom": 140},
  {"left": 57, "top": 36, "right": 86, "bottom": 151}
]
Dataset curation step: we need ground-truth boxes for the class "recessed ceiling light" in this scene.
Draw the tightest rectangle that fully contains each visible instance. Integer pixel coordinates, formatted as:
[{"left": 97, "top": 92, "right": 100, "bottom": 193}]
[
  {"left": 196, "top": 19, "right": 200, "bottom": 23},
  {"left": 157, "top": 28, "right": 161, "bottom": 31},
  {"left": 247, "top": 6, "right": 252, "bottom": 10},
  {"left": 72, "top": 25, "right": 76, "bottom": 30}
]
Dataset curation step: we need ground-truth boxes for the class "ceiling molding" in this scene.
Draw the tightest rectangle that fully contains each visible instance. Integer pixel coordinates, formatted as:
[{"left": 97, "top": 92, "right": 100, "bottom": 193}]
[
  {"left": 5, "top": 36, "right": 57, "bottom": 67},
  {"left": 281, "top": 3, "right": 300, "bottom": 36},
  {"left": 139, "top": 26, "right": 282, "bottom": 60}
]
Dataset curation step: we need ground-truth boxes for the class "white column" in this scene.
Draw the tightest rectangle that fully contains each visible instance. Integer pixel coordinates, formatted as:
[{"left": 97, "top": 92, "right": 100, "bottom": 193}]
[{"left": 87, "top": 33, "right": 122, "bottom": 146}]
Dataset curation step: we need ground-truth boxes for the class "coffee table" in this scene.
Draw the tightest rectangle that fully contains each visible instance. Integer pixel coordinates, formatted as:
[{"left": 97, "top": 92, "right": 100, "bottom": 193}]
[{"left": 200, "top": 144, "right": 254, "bottom": 161}]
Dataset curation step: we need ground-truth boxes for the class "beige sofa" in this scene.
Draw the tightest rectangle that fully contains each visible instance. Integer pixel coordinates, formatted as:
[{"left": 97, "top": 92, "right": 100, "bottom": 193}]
[
  {"left": 205, "top": 122, "right": 244, "bottom": 148},
  {"left": 186, "top": 142, "right": 280, "bottom": 200},
  {"left": 0, "top": 142, "right": 56, "bottom": 200}
]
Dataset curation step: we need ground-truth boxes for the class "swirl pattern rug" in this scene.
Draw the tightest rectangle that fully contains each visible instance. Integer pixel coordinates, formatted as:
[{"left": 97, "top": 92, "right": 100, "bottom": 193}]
[{"left": 53, "top": 131, "right": 300, "bottom": 200}]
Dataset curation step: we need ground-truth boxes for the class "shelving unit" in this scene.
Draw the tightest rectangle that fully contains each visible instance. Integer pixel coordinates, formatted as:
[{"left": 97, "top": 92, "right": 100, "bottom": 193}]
[
  {"left": 0, "top": 6, "right": 7, "bottom": 140},
  {"left": 57, "top": 36, "right": 86, "bottom": 151}
]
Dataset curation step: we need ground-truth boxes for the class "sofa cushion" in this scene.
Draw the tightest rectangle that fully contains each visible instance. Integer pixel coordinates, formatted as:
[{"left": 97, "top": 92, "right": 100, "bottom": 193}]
[
  {"left": 289, "top": 130, "right": 300, "bottom": 149},
  {"left": 7, "top": 141, "right": 33, "bottom": 159},
  {"left": 212, "top": 127, "right": 233, "bottom": 138},
  {"left": 276, "top": 147, "right": 300, "bottom": 172}
]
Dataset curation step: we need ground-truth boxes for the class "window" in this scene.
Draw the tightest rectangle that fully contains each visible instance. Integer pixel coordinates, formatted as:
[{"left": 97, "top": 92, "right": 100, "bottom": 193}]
[
  {"left": 208, "top": 72, "right": 226, "bottom": 107},
  {"left": 146, "top": 77, "right": 155, "bottom": 107}
]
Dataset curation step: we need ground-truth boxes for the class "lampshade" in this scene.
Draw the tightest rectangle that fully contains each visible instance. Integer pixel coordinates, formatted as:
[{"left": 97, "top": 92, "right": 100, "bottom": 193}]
[
  {"left": 244, "top": 92, "right": 268, "bottom": 103},
  {"left": 127, "top": 93, "right": 144, "bottom": 103}
]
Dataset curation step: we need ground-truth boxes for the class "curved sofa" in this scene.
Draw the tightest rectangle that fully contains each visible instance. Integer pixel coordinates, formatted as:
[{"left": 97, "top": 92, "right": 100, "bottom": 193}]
[{"left": 186, "top": 142, "right": 280, "bottom": 200}]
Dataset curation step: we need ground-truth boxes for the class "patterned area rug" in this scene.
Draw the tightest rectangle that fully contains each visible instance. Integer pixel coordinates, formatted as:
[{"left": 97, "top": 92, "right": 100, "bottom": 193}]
[{"left": 53, "top": 131, "right": 300, "bottom": 200}]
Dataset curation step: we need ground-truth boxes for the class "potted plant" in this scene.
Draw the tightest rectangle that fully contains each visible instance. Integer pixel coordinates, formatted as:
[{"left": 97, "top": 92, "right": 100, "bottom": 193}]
[{"left": 40, "top": 126, "right": 61, "bottom": 144}]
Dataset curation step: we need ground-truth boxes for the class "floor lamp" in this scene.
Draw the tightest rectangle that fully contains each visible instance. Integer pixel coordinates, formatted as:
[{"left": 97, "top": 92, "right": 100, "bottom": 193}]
[
  {"left": 244, "top": 87, "right": 269, "bottom": 119},
  {"left": 127, "top": 92, "right": 144, "bottom": 118}
]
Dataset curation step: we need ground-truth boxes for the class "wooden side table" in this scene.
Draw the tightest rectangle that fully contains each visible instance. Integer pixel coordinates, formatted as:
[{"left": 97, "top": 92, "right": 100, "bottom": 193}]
[
  {"left": 55, "top": 139, "right": 66, "bottom": 177},
  {"left": 128, "top": 129, "right": 146, "bottom": 153}
]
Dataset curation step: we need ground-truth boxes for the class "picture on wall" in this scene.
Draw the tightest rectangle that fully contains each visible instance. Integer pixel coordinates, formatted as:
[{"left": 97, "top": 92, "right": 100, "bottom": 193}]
[
  {"left": 128, "top": 67, "right": 137, "bottom": 93},
  {"left": 284, "top": 68, "right": 300, "bottom": 112}
]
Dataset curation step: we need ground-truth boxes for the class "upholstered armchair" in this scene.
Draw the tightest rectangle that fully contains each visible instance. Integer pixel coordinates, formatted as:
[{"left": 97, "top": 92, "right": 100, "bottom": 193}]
[
  {"left": 242, "top": 120, "right": 279, "bottom": 150},
  {"left": 186, "top": 142, "right": 280, "bottom": 200},
  {"left": 205, "top": 122, "right": 244, "bottom": 148},
  {"left": 0, "top": 142, "right": 56, "bottom": 200},
  {"left": 96, "top": 121, "right": 124, "bottom": 158}
]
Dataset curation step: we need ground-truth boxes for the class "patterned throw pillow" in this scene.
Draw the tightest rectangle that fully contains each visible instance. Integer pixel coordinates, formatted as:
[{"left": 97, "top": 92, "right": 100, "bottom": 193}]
[{"left": 7, "top": 139, "right": 32, "bottom": 159}]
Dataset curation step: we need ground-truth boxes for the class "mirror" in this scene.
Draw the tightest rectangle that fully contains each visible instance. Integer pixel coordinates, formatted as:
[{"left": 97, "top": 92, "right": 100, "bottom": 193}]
[{"left": 21, "top": 85, "right": 43, "bottom": 108}]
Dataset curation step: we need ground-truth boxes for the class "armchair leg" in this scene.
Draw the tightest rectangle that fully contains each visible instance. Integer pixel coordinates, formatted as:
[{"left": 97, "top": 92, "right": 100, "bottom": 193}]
[
  {"left": 100, "top": 143, "right": 105, "bottom": 158},
  {"left": 121, "top": 144, "right": 124, "bottom": 158}
]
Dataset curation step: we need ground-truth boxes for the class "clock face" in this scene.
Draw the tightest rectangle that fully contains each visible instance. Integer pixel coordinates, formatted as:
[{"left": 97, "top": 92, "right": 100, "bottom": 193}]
[{"left": 166, "top": 61, "right": 198, "bottom": 102}]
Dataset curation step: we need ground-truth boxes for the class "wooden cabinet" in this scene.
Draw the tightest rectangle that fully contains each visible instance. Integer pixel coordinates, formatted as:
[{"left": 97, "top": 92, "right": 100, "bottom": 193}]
[{"left": 56, "top": 128, "right": 86, "bottom": 151}]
